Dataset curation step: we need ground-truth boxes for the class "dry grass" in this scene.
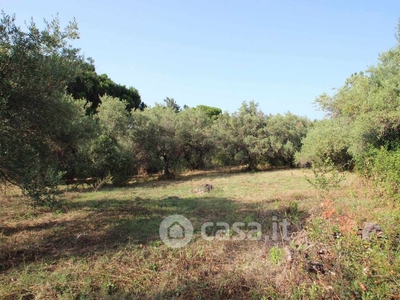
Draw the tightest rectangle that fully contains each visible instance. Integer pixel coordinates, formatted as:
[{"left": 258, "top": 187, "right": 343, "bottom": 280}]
[{"left": 0, "top": 169, "right": 399, "bottom": 299}]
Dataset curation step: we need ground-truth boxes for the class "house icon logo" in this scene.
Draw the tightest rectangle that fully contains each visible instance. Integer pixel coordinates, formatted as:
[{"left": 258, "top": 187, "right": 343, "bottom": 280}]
[
  {"left": 168, "top": 222, "right": 185, "bottom": 239},
  {"left": 159, "top": 215, "right": 193, "bottom": 248}
]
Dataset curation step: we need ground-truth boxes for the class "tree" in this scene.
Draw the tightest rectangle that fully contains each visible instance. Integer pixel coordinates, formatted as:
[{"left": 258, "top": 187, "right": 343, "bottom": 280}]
[
  {"left": 195, "top": 105, "right": 222, "bottom": 120},
  {"left": 265, "top": 112, "right": 311, "bottom": 167},
  {"left": 98, "top": 74, "right": 142, "bottom": 112},
  {"left": 297, "top": 20, "right": 400, "bottom": 175},
  {"left": 66, "top": 60, "right": 101, "bottom": 113},
  {"left": 0, "top": 11, "right": 84, "bottom": 205},
  {"left": 177, "top": 108, "right": 216, "bottom": 169},
  {"left": 131, "top": 106, "right": 183, "bottom": 176},
  {"left": 67, "top": 62, "right": 144, "bottom": 113},
  {"left": 89, "top": 95, "right": 134, "bottom": 185},
  {"left": 163, "top": 97, "right": 181, "bottom": 113},
  {"left": 214, "top": 101, "right": 269, "bottom": 171},
  {"left": 295, "top": 118, "right": 352, "bottom": 169}
]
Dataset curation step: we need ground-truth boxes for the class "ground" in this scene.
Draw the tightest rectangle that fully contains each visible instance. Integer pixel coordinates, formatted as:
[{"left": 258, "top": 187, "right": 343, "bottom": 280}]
[{"left": 0, "top": 169, "right": 399, "bottom": 299}]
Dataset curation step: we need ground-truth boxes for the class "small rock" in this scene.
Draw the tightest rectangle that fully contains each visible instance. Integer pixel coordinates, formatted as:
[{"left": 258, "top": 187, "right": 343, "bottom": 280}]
[
  {"left": 193, "top": 183, "right": 214, "bottom": 194},
  {"left": 307, "top": 261, "right": 325, "bottom": 274},
  {"left": 203, "top": 183, "right": 214, "bottom": 192},
  {"left": 360, "top": 222, "right": 383, "bottom": 240},
  {"left": 284, "top": 246, "right": 293, "bottom": 263},
  {"left": 333, "top": 231, "right": 342, "bottom": 239}
]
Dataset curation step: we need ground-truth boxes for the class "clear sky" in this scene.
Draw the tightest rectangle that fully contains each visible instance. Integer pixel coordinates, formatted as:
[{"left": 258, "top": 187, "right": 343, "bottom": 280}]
[{"left": 2, "top": 0, "right": 400, "bottom": 119}]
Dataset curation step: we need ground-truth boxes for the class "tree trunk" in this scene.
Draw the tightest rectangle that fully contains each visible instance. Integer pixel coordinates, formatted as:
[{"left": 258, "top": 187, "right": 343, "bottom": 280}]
[
  {"left": 162, "top": 155, "right": 171, "bottom": 176},
  {"left": 247, "top": 154, "right": 258, "bottom": 171}
]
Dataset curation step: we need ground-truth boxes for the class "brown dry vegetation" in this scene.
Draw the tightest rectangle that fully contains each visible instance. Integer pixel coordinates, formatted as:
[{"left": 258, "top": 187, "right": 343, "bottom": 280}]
[{"left": 0, "top": 169, "right": 399, "bottom": 299}]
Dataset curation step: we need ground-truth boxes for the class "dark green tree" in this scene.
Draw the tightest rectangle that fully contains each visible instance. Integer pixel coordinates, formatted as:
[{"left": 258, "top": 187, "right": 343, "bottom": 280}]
[
  {"left": 67, "top": 62, "right": 144, "bottom": 113},
  {"left": 98, "top": 74, "right": 143, "bottom": 112},
  {"left": 66, "top": 60, "right": 101, "bottom": 113},
  {"left": 196, "top": 105, "right": 222, "bottom": 120}
]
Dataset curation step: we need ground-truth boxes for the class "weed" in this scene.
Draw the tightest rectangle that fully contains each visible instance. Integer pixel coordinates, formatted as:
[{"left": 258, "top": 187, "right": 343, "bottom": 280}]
[{"left": 269, "top": 246, "right": 285, "bottom": 265}]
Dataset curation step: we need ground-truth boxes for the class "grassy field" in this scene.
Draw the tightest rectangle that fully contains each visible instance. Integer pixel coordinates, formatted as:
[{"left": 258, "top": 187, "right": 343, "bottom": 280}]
[{"left": 0, "top": 169, "right": 399, "bottom": 299}]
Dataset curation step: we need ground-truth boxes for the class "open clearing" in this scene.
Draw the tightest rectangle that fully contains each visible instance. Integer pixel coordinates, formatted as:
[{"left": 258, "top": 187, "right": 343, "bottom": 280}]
[{"left": 0, "top": 169, "right": 399, "bottom": 299}]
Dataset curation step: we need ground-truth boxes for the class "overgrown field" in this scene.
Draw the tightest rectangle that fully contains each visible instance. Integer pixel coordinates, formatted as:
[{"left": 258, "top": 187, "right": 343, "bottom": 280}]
[{"left": 1, "top": 169, "right": 399, "bottom": 299}]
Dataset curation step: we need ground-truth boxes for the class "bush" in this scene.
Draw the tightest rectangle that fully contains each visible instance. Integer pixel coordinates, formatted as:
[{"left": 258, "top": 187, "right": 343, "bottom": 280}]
[
  {"left": 86, "top": 134, "right": 133, "bottom": 186},
  {"left": 22, "top": 169, "right": 66, "bottom": 208},
  {"left": 356, "top": 146, "right": 400, "bottom": 202},
  {"left": 306, "top": 157, "right": 345, "bottom": 199},
  {"left": 295, "top": 119, "right": 353, "bottom": 169}
]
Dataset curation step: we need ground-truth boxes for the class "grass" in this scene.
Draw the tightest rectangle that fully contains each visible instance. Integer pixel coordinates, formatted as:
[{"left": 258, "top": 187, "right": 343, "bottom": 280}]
[{"left": 0, "top": 169, "right": 399, "bottom": 299}]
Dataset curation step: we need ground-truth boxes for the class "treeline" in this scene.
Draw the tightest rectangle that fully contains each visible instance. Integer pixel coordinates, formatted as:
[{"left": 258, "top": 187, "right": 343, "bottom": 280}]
[
  {"left": 2, "top": 10, "right": 400, "bottom": 206},
  {"left": 0, "top": 12, "right": 311, "bottom": 206},
  {"left": 103, "top": 98, "right": 310, "bottom": 179}
]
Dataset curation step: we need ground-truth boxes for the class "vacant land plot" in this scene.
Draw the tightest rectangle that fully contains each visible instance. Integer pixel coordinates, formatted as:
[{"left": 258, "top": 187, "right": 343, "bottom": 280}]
[{"left": 0, "top": 169, "right": 399, "bottom": 299}]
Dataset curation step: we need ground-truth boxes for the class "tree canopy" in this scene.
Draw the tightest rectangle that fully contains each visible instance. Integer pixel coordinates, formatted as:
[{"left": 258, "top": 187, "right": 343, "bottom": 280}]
[
  {"left": 297, "top": 21, "right": 400, "bottom": 168},
  {"left": 0, "top": 11, "right": 85, "bottom": 204},
  {"left": 67, "top": 61, "right": 144, "bottom": 113}
]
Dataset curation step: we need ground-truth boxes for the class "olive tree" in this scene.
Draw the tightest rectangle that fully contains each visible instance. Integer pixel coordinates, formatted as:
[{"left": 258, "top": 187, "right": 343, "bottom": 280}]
[
  {"left": 131, "top": 105, "right": 183, "bottom": 177},
  {"left": 214, "top": 101, "right": 269, "bottom": 171},
  {"left": 0, "top": 11, "right": 84, "bottom": 205}
]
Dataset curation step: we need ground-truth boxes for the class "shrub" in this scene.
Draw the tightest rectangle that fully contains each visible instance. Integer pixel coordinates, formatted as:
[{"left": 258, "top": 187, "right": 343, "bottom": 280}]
[
  {"left": 22, "top": 169, "right": 66, "bottom": 208},
  {"left": 356, "top": 146, "right": 400, "bottom": 202},
  {"left": 306, "top": 157, "right": 345, "bottom": 199}
]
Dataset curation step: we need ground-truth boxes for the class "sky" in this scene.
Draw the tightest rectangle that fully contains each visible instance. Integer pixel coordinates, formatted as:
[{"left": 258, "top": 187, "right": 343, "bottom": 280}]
[{"left": 1, "top": 0, "right": 400, "bottom": 119}]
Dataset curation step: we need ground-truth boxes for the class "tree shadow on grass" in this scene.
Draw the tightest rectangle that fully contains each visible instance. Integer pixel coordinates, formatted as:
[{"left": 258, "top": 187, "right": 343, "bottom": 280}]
[
  {"left": 0, "top": 195, "right": 309, "bottom": 273},
  {"left": 123, "top": 169, "right": 264, "bottom": 189},
  {"left": 126, "top": 166, "right": 298, "bottom": 184}
]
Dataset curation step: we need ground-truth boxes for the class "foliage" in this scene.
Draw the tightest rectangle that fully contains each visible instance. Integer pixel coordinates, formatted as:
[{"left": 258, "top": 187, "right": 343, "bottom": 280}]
[
  {"left": 298, "top": 20, "right": 400, "bottom": 202},
  {"left": 195, "top": 105, "right": 222, "bottom": 120},
  {"left": 214, "top": 101, "right": 269, "bottom": 170},
  {"left": 86, "top": 134, "right": 131, "bottom": 186},
  {"left": 265, "top": 112, "right": 311, "bottom": 167},
  {"left": 66, "top": 61, "right": 101, "bottom": 113},
  {"left": 214, "top": 102, "right": 311, "bottom": 170},
  {"left": 211, "top": 112, "right": 238, "bottom": 166},
  {"left": 306, "top": 157, "right": 345, "bottom": 198},
  {"left": 295, "top": 22, "right": 400, "bottom": 202},
  {"left": 305, "top": 22, "right": 400, "bottom": 163},
  {"left": 51, "top": 95, "right": 98, "bottom": 182},
  {"left": 97, "top": 95, "right": 131, "bottom": 138},
  {"left": 269, "top": 246, "right": 285, "bottom": 265},
  {"left": 0, "top": 11, "right": 83, "bottom": 206},
  {"left": 356, "top": 146, "right": 400, "bottom": 201},
  {"left": 67, "top": 61, "right": 144, "bottom": 113},
  {"left": 295, "top": 118, "right": 353, "bottom": 169},
  {"left": 77, "top": 95, "right": 135, "bottom": 186},
  {"left": 163, "top": 97, "right": 181, "bottom": 113},
  {"left": 177, "top": 108, "right": 216, "bottom": 170},
  {"left": 131, "top": 106, "right": 183, "bottom": 176},
  {"left": 22, "top": 169, "right": 66, "bottom": 208},
  {"left": 130, "top": 102, "right": 221, "bottom": 175}
]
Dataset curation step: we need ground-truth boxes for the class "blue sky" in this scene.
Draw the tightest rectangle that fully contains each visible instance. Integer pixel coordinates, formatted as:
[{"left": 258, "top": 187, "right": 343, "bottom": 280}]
[{"left": 2, "top": 0, "right": 400, "bottom": 119}]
